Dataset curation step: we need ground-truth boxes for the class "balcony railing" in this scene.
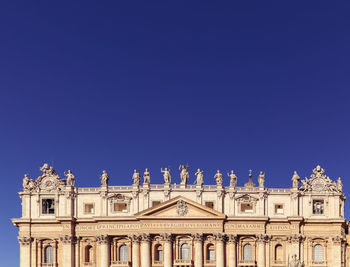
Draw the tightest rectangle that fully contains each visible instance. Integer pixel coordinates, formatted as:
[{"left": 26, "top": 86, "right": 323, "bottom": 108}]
[
  {"left": 110, "top": 261, "right": 131, "bottom": 267},
  {"left": 83, "top": 263, "right": 94, "bottom": 266},
  {"left": 42, "top": 264, "right": 55, "bottom": 267},
  {"left": 205, "top": 260, "right": 215, "bottom": 265},
  {"left": 238, "top": 260, "right": 256, "bottom": 266},
  {"left": 174, "top": 259, "right": 193, "bottom": 266}
]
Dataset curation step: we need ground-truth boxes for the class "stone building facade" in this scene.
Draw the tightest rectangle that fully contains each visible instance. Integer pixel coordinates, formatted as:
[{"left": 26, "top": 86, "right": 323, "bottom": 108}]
[{"left": 12, "top": 164, "right": 349, "bottom": 267}]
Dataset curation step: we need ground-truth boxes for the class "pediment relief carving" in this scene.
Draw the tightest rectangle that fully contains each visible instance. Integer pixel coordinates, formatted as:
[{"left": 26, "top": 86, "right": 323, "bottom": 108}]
[
  {"left": 107, "top": 193, "right": 131, "bottom": 203},
  {"left": 235, "top": 194, "right": 258, "bottom": 203}
]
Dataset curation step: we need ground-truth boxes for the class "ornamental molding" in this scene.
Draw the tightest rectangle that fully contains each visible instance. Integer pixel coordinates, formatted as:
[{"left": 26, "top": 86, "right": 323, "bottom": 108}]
[
  {"left": 128, "top": 234, "right": 141, "bottom": 243},
  {"left": 299, "top": 165, "right": 341, "bottom": 193},
  {"left": 332, "top": 236, "right": 344, "bottom": 244},
  {"left": 235, "top": 194, "right": 258, "bottom": 203},
  {"left": 227, "top": 234, "right": 238, "bottom": 244},
  {"left": 256, "top": 234, "right": 269, "bottom": 243},
  {"left": 141, "top": 233, "right": 151, "bottom": 242},
  {"left": 192, "top": 233, "right": 203, "bottom": 242},
  {"left": 59, "top": 235, "right": 74, "bottom": 244},
  {"left": 288, "top": 234, "right": 303, "bottom": 244},
  {"left": 18, "top": 236, "right": 33, "bottom": 246},
  {"left": 176, "top": 200, "right": 188, "bottom": 216},
  {"left": 107, "top": 193, "right": 132, "bottom": 204},
  {"left": 96, "top": 235, "right": 109, "bottom": 244},
  {"left": 160, "top": 233, "right": 173, "bottom": 242},
  {"left": 213, "top": 233, "right": 226, "bottom": 242}
]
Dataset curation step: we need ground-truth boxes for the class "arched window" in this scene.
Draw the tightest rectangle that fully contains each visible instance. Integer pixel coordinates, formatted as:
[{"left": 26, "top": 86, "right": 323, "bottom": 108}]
[
  {"left": 274, "top": 244, "right": 283, "bottom": 261},
  {"left": 243, "top": 243, "right": 252, "bottom": 261},
  {"left": 181, "top": 243, "right": 190, "bottom": 260},
  {"left": 44, "top": 245, "right": 53, "bottom": 264},
  {"left": 119, "top": 244, "right": 129, "bottom": 261},
  {"left": 155, "top": 244, "right": 163, "bottom": 262},
  {"left": 207, "top": 244, "right": 215, "bottom": 261},
  {"left": 85, "top": 245, "right": 93, "bottom": 263},
  {"left": 314, "top": 244, "right": 323, "bottom": 262}
]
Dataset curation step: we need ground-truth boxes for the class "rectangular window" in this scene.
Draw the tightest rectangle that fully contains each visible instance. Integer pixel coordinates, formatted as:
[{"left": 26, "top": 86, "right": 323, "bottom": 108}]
[
  {"left": 84, "top": 203, "right": 94, "bottom": 214},
  {"left": 42, "top": 199, "right": 55, "bottom": 214},
  {"left": 313, "top": 200, "right": 324, "bottom": 215},
  {"left": 114, "top": 203, "right": 127, "bottom": 212},
  {"left": 152, "top": 201, "right": 161, "bottom": 207},
  {"left": 241, "top": 203, "right": 253, "bottom": 213},
  {"left": 205, "top": 202, "right": 214, "bottom": 209},
  {"left": 274, "top": 204, "right": 284, "bottom": 214}
]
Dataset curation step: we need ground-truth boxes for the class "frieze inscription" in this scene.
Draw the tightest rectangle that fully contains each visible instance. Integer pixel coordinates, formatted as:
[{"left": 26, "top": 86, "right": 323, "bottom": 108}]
[{"left": 225, "top": 224, "right": 265, "bottom": 230}]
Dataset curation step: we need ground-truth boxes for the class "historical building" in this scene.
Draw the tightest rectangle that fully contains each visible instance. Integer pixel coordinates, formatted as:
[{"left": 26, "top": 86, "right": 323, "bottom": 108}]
[{"left": 12, "top": 164, "right": 349, "bottom": 267}]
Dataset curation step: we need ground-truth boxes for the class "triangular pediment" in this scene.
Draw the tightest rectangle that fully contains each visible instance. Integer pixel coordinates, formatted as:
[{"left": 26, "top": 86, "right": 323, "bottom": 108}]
[
  {"left": 136, "top": 196, "right": 226, "bottom": 219},
  {"left": 235, "top": 194, "right": 259, "bottom": 202}
]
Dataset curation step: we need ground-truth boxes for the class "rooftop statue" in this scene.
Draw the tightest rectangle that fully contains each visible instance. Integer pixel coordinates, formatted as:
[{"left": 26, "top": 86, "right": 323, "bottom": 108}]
[
  {"left": 100, "top": 170, "right": 109, "bottom": 186},
  {"left": 214, "top": 170, "right": 223, "bottom": 186},
  {"left": 337, "top": 177, "right": 343, "bottom": 191},
  {"left": 161, "top": 168, "right": 171, "bottom": 185},
  {"left": 179, "top": 164, "right": 190, "bottom": 185},
  {"left": 291, "top": 171, "right": 300, "bottom": 189},
  {"left": 132, "top": 169, "right": 141, "bottom": 186},
  {"left": 194, "top": 169, "right": 203, "bottom": 186},
  {"left": 64, "top": 170, "right": 75, "bottom": 187},
  {"left": 143, "top": 168, "right": 150, "bottom": 184},
  {"left": 258, "top": 171, "right": 265, "bottom": 188},
  {"left": 22, "top": 174, "right": 30, "bottom": 190},
  {"left": 227, "top": 170, "right": 237, "bottom": 187}
]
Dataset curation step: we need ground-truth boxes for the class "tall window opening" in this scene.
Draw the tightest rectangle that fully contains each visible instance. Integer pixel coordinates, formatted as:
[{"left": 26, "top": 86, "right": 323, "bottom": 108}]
[
  {"left": 181, "top": 243, "right": 190, "bottom": 260},
  {"left": 119, "top": 244, "right": 129, "bottom": 261},
  {"left": 243, "top": 243, "right": 252, "bottom": 261},
  {"left": 274, "top": 244, "right": 282, "bottom": 261},
  {"left": 207, "top": 244, "right": 215, "bottom": 261},
  {"left": 85, "top": 245, "right": 93, "bottom": 263},
  {"left": 44, "top": 245, "right": 54, "bottom": 263},
  {"left": 313, "top": 244, "right": 323, "bottom": 262},
  {"left": 155, "top": 244, "right": 163, "bottom": 262}
]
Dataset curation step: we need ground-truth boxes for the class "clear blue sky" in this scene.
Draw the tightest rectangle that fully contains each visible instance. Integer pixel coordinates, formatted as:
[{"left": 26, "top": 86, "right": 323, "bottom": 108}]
[{"left": 1, "top": 1, "right": 349, "bottom": 265}]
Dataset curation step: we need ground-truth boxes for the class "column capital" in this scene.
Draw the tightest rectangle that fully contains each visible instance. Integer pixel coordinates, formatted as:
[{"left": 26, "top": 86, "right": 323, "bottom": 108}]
[
  {"left": 332, "top": 236, "right": 344, "bottom": 245},
  {"left": 96, "top": 234, "right": 109, "bottom": 244},
  {"left": 256, "top": 234, "right": 268, "bottom": 243},
  {"left": 288, "top": 234, "right": 302, "bottom": 244},
  {"left": 160, "top": 233, "right": 173, "bottom": 242},
  {"left": 141, "top": 233, "right": 151, "bottom": 242},
  {"left": 213, "top": 233, "right": 226, "bottom": 242},
  {"left": 128, "top": 234, "right": 142, "bottom": 243},
  {"left": 227, "top": 234, "right": 238, "bottom": 244},
  {"left": 59, "top": 235, "right": 74, "bottom": 244},
  {"left": 18, "top": 236, "right": 33, "bottom": 246},
  {"left": 192, "top": 233, "right": 204, "bottom": 242}
]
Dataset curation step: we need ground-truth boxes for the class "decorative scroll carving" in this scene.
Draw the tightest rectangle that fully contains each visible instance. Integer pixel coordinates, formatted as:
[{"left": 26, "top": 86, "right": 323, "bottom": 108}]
[
  {"left": 160, "top": 233, "right": 173, "bottom": 242},
  {"left": 227, "top": 234, "right": 238, "bottom": 244},
  {"left": 59, "top": 235, "right": 74, "bottom": 244},
  {"left": 213, "top": 233, "right": 226, "bottom": 242},
  {"left": 332, "top": 236, "right": 344, "bottom": 244},
  {"left": 217, "top": 190, "right": 224, "bottom": 198},
  {"left": 128, "top": 234, "right": 141, "bottom": 243},
  {"left": 107, "top": 193, "right": 132, "bottom": 204},
  {"left": 192, "top": 233, "right": 203, "bottom": 242},
  {"left": 299, "top": 165, "right": 339, "bottom": 193},
  {"left": 18, "top": 236, "right": 33, "bottom": 246},
  {"left": 141, "top": 233, "right": 151, "bottom": 242},
  {"left": 256, "top": 234, "right": 268, "bottom": 243},
  {"left": 288, "top": 234, "right": 302, "bottom": 244},
  {"left": 176, "top": 200, "right": 188, "bottom": 216},
  {"left": 96, "top": 235, "right": 109, "bottom": 244}
]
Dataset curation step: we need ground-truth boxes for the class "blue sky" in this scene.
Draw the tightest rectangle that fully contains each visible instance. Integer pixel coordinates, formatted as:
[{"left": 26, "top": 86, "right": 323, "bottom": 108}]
[{"left": 1, "top": 1, "right": 350, "bottom": 264}]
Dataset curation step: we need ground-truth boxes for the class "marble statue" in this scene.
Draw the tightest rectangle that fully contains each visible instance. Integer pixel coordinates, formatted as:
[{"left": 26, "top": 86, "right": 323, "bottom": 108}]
[
  {"left": 161, "top": 168, "right": 171, "bottom": 184},
  {"left": 143, "top": 168, "right": 150, "bottom": 184},
  {"left": 100, "top": 170, "right": 109, "bottom": 186},
  {"left": 132, "top": 169, "right": 141, "bottom": 186},
  {"left": 292, "top": 171, "right": 300, "bottom": 189},
  {"left": 227, "top": 170, "right": 237, "bottom": 187},
  {"left": 337, "top": 177, "right": 343, "bottom": 191},
  {"left": 214, "top": 170, "right": 223, "bottom": 186},
  {"left": 194, "top": 169, "right": 203, "bottom": 186},
  {"left": 289, "top": 254, "right": 302, "bottom": 267},
  {"left": 179, "top": 165, "right": 189, "bottom": 185},
  {"left": 64, "top": 170, "right": 75, "bottom": 186},
  {"left": 23, "top": 174, "right": 30, "bottom": 190},
  {"left": 28, "top": 179, "right": 36, "bottom": 190},
  {"left": 258, "top": 171, "right": 265, "bottom": 188}
]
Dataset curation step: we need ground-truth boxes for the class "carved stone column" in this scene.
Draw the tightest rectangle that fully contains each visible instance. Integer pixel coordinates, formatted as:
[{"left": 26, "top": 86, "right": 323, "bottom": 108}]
[
  {"left": 140, "top": 234, "right": 151, "bottom": 267},
  {"left": 227, "top": 235, "right": 237, "bottom": 267},
  {"left": 332, "top": 236, "right": 343, "bottom": 267},
  {"left": 75, "top": 236, "right": 81, "bottom": 267},
  {"left": 97, "top": 235, "right": 109, "bottom": 267},
  {"left": 162, "top": 233, "right": 173, "bottom": 267},
  {"left": 214, "top": 233, "right": 225, "bottom": 267},
  {"left": 60, "top": 235, "right": 74, "bottom": 267},
  {"left": 193, "top": 233, "right": 203, "bottom": 267},
  {"left": 129, "top": 235, "right": 141, "bottom": 267},
  {"left": 18, "top": 236, "right": 32, "bottom": 267},
  {"left": 256, "top": 234, "right": 266, "bottom": 267},
  {"left": 288, "top": 234, "right": 301, "bottom": 260}
]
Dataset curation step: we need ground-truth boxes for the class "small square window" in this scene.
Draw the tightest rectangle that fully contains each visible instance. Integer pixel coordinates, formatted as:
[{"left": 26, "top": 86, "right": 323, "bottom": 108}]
[
  {"left": 275, "top": 204, "right": 284, "bottom": 214},
  {"left": 241, "top": 203, "right": 253, "bottom": 213},
  {"left": 42, "top": 199, "right": 55, "bottom": 214},
  {"left": 114, "top": 203, "right": 127, "bottom": 212},
  {"left": 313, "top": 200, "right": 324, "bottom": 215},
  {"left": 152, "top": 201, "right": 161, "bottom": 207},
  {"left": 84, "top": 203, "right": 94, "bottom": 214},
  {"left": 205, "top": 202, "right": 214, "bottom": 209}
]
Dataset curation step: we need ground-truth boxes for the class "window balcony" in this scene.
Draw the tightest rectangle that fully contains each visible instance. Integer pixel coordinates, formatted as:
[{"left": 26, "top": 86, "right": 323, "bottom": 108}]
[
  {"left": 110, "top": 261, "right": 131, "bottom": 267},
  {"left": 42, "top": 264, "right": 55, "bottom": 267},
  {"left": 174, "top": 259, "right": 193, "bottom": 266},
  {"left": 83, "top": 263, "right": 95, "bottom": 266},
  {"left": 238, "top": 260, "right": 256, "bottom": 266},
  {"left": 205, "top": 260, "right": 215, "bottom": 266}
]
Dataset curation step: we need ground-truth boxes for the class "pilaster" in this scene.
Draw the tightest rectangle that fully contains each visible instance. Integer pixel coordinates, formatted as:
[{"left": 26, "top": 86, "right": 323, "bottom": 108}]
[
  {"left": 162, "top": 233, "right": 173, "bottom": 267},
  {"left": 227, "top": 235, "right": 237, "bottom": 267},
  {"left": 60, "top": 235, "right": 74, "bottom": 267},
  {"left": 18, "top": 236, "right": 32, "bottom": 267},
  {"left": 140, "top": 234, "right": 151, "bottom": 267},
  {"left": 214, "top": 233, "right": 225, "bottom": 267},
  {"left": 129, "top": 234, "right": 141, "bottom": 267},
  {"left": 96, "top": 235, "right": 109, "bottom": 267},
  {"left": 193, "top": 233, "right": 203, "bottom": 267},
  {"left": 256, "top": 234, "right": 267, "bottom": 267}
]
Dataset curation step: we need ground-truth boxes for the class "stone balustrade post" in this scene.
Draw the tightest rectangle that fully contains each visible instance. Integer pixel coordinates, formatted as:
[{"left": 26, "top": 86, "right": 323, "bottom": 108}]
[
  {"left": 18, "top": 236, "right": 32, "bottom": 267},
  {"left": 227, "top": 235, "right": 237, "bottom": 267},
  {"left": 193, "top": 233, "right": 203, "bottom": 267},
  {"left": 140, "top": 234, "right": 151, "bottom": 267}
]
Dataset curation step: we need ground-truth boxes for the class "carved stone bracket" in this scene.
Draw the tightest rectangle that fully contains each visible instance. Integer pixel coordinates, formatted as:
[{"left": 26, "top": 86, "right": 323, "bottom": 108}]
[
  {"left": 228, "top": 191, "right": 236, "bottom": 200},
  {"left": 132, "top": 190, "right": 139, "bottom": 198},
  {"left": 227, "top": 234, "right": 238, "bottom": 244},
  {"left": 164, "top": 189, "right": 170, "bottom": 198},
  {"left": 217, "top": 190, "right": 224, "bottom": 198},
  {"left": 196, "top": 189, "right": 203, "bottom": 198},
  {"left": 59, "top": 235, "right": 74, "bottom": 244},
  {"left": 288, "top": 234, "right": 302, "bottom": 244},
  {"left": 141, "top": 233, "right": 151, "bottom": 242},
  {"left": 128, "top": 234, "right": 141, "bottom": 243},
  {"left": 160, "top": 233, "right": 173, "bottom": 242},
  {"left": 18, "top": 236, "right": 33, "bottom": 246},
  {"left": 96, "top": 235, "right": 109, "bottom": 244},
  {"left": 256, "top": 234, "right": 268, "bottom": 243},
  {"left": 332, "top": 236, "right": 344, "bottom": 245},
  {"left": 192, "top": 233, "right": 203, "bottom": 242}
]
